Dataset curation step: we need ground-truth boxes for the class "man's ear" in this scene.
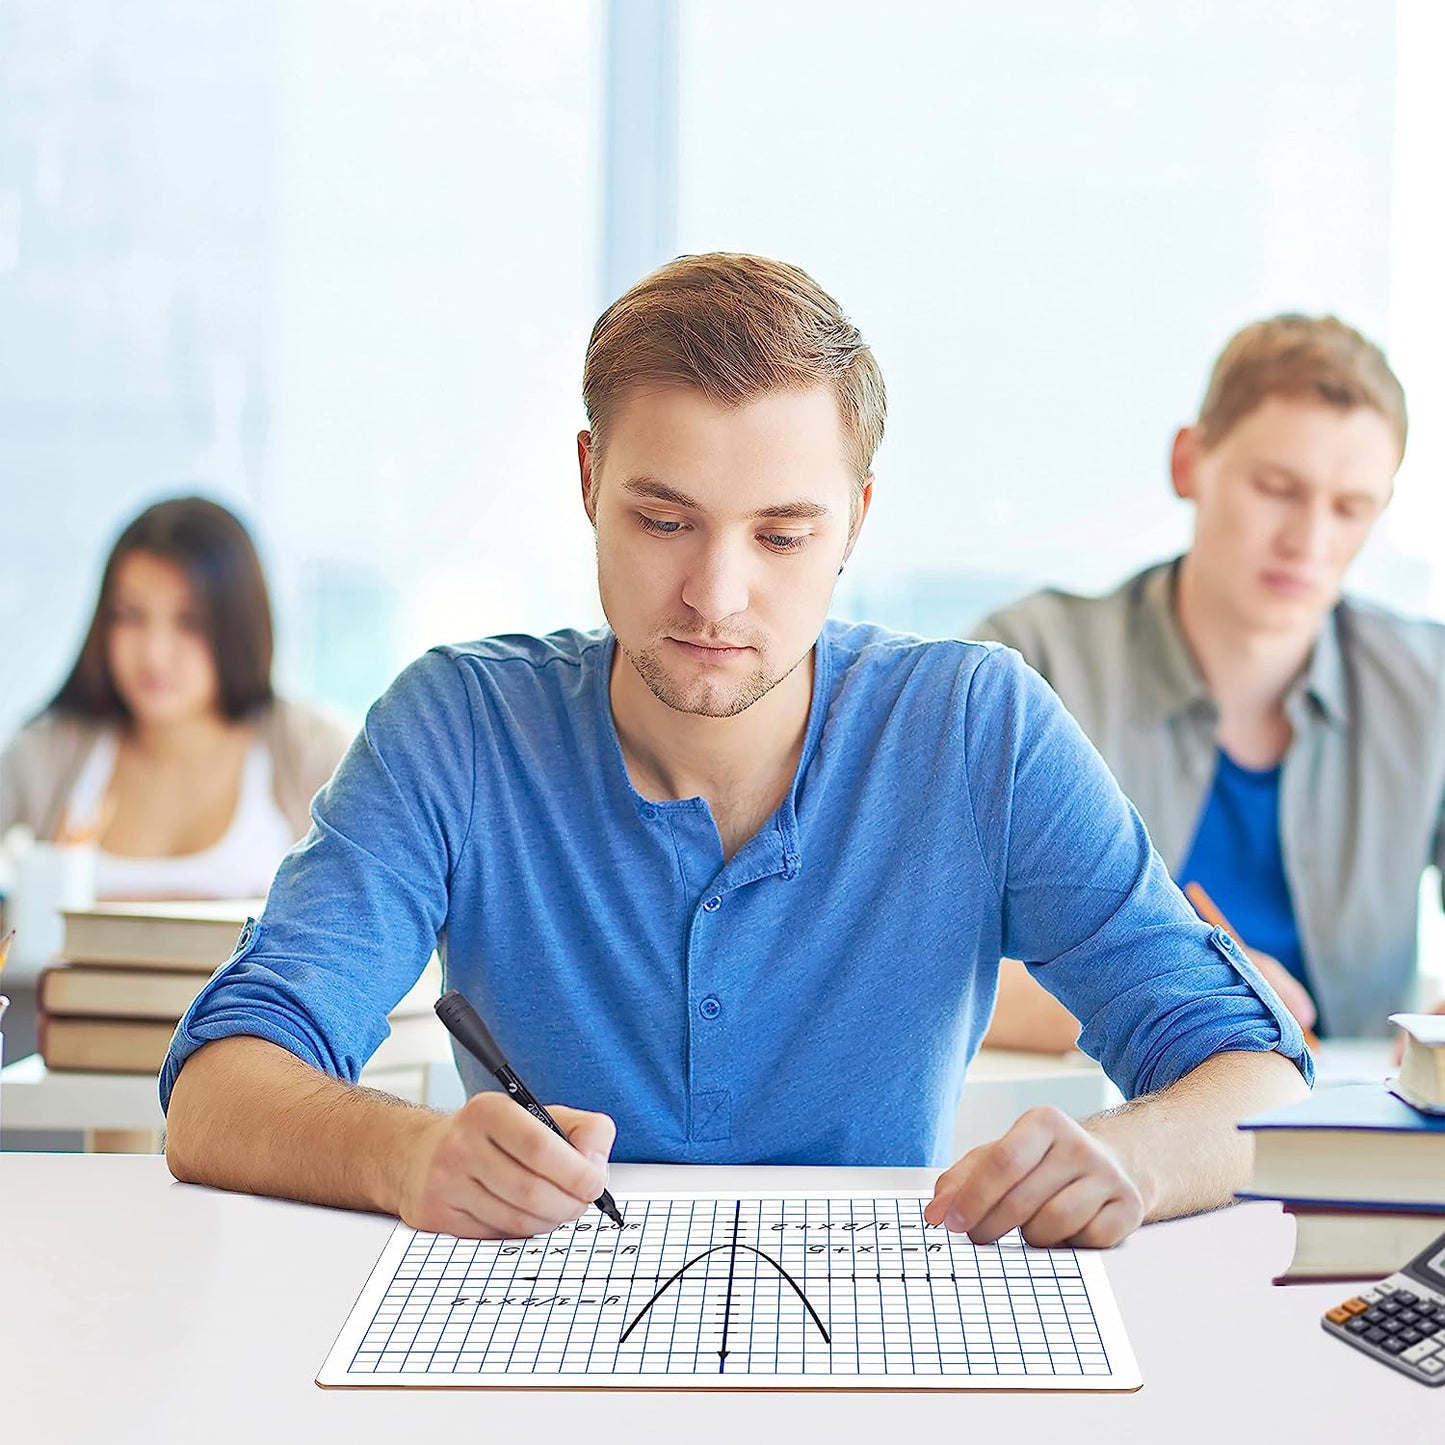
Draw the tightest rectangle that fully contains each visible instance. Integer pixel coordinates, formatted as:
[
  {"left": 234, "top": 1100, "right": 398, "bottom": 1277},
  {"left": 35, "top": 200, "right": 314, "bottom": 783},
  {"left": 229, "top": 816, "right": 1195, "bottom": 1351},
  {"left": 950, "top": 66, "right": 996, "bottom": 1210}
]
[
  {"left": 578, "top": 431, "right": 597, "bottom": 524},
  {"left": 1170, "top": 427, "right": 1201, "bottom": 502},
  {"left": 843, "top": 476, "right": 874, "bottom": 564}
]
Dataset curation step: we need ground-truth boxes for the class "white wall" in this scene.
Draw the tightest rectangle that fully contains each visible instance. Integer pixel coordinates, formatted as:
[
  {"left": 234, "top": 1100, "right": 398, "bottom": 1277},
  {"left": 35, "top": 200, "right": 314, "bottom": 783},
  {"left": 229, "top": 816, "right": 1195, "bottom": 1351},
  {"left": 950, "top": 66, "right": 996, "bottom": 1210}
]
[
  {"left": 674, "top": 0, "right": 1422, "bottom": 635},
  {"left": 2, "top": 2, "right": 1439, "bottom": 734}
]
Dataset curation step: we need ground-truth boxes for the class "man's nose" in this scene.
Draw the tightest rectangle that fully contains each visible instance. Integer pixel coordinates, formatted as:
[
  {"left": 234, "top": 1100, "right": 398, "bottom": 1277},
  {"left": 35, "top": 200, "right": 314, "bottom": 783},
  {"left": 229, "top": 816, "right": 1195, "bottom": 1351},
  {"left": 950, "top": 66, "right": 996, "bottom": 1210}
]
[
  {"left": 1280, "top": 498, "right": 1332, "bottom": 561},
  {"left": 680, "top": 538, "right": 750, "bottom": 623}
]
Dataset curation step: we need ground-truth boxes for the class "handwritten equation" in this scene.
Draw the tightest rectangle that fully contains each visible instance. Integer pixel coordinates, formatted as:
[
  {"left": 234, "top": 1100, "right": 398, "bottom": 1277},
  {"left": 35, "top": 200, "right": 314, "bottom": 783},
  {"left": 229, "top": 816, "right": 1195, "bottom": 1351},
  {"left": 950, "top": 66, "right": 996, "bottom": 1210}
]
[{"left": 318, "top": 1192, "right": 1141, "bottom": 1390}]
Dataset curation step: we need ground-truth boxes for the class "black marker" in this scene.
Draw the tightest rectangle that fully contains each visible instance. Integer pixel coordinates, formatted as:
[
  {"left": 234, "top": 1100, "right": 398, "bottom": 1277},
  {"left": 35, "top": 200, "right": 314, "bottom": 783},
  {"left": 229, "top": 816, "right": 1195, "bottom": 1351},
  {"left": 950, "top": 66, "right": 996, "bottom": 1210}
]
[{"left": 434, "top": 989, "right": 624, "bottom": 1228}]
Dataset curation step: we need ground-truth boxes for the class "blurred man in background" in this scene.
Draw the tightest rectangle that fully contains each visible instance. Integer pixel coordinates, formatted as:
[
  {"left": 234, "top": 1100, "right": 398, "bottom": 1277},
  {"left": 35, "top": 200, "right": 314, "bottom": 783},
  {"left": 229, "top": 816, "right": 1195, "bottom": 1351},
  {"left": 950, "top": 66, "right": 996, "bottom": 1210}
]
[{"left": 979, "top": 314, "right": 1445, "bottom": 1047}]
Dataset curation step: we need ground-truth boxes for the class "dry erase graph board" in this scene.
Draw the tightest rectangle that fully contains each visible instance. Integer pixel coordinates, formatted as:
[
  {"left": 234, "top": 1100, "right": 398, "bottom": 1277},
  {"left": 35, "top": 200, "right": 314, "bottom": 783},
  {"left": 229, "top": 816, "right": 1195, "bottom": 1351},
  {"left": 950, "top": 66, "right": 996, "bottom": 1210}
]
[{"left": 318, "top": 1192, "right": 1140, "bottom": 1390}]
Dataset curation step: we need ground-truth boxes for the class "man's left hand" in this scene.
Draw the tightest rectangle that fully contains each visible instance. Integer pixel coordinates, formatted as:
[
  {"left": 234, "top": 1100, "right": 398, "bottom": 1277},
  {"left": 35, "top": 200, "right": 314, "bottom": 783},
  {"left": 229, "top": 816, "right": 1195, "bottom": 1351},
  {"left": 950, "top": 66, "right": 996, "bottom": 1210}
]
[{"left": 924, "top": 1107, "right": 1145, "bottom": 1249}]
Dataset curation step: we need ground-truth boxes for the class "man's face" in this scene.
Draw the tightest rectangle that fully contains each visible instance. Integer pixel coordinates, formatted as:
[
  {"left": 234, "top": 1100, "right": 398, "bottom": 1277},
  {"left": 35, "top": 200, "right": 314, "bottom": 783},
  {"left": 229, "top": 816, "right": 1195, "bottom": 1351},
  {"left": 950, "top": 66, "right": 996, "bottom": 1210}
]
[
  {"left": 1174, "top": 395, "right": 1399, "bottom": 635},
  {"left": 581, "top": 385, "right": 868, "bottom": 719}
]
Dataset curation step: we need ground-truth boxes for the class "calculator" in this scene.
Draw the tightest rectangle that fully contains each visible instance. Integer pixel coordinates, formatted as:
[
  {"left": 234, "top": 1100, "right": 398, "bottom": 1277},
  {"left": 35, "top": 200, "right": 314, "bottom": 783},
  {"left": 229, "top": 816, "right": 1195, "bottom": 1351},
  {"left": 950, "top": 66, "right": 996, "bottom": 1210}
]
[{"left": 1323, "top": 1230, "right": 1445, "bottom": 1385}]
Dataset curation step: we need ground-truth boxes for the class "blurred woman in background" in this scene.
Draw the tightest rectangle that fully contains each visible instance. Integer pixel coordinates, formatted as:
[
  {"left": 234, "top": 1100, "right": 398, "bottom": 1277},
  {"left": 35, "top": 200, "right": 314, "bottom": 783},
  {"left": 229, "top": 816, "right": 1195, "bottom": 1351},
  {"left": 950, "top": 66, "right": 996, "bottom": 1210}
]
[{"left": 0, "top": 496, "right": 352, "bottom": 899}]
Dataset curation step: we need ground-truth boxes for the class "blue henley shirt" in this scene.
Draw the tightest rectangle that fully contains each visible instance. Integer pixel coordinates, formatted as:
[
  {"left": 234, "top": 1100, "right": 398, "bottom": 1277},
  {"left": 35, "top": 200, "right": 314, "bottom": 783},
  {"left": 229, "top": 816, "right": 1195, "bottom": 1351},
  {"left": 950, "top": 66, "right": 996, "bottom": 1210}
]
[{"left": 159, "top": 621, "right": 1310, "bottom": 1166}]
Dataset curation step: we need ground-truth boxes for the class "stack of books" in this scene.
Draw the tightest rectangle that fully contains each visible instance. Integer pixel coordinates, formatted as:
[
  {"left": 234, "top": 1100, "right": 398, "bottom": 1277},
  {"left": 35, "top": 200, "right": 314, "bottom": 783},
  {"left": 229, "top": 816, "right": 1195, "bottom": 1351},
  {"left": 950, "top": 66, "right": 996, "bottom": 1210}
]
[
  {"left": 37, "top": 900, "right": 442, "bottom": 1075},
  {"left": 38, "top": 900, "right": 263, "bottom": 1071},
  {"left": 1238, "top": 1015, "right": 1445, "bottom": 1284}
]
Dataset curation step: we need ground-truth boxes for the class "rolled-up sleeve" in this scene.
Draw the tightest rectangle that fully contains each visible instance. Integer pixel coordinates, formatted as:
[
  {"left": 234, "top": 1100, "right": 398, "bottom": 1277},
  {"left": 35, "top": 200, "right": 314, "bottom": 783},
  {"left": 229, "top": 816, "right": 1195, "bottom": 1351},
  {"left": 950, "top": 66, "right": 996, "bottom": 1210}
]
[
  {"left": 963, "top": 646, "right": 1313, "bottom": 1098},
  {"left": 159, "top": 650, "right": 478, "bottom": 1112}
]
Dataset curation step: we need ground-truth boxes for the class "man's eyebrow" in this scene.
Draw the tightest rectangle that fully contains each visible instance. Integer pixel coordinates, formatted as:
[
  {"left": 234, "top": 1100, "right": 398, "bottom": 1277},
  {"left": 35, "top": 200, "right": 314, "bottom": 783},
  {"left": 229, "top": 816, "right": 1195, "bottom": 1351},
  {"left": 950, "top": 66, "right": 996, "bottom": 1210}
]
[
  {"left": 1256, "top": 461, "right": 1380, "bottom": 505},
  {"left": 749, "top": 499, "right": 830, "bottom": 521},
  {"left": 619, "top": 477, "right": 831, "bottom": 521},
  {"left": 1255, "top": 461, "right": 1308, "bottom": 485},
  {"left": 620, "top": 476, "right": 699, "bottom": 508}
]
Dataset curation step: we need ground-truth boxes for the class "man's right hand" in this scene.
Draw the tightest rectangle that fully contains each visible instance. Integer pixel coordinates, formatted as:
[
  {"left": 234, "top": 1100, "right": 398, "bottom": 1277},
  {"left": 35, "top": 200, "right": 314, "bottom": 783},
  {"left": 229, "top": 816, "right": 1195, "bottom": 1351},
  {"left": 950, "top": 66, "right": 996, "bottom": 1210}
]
[
  {"left": 397, "top": 1094, "right": 617, "bottom": 1239},
  {"left": 1243, "top": 946, "right": 1318, "bottom": 1033}
]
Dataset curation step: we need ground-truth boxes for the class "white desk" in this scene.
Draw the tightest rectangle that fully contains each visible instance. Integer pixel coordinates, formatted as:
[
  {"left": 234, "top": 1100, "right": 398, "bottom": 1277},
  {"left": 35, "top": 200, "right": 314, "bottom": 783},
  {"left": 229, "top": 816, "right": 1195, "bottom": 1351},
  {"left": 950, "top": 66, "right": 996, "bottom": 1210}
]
[
  {"left": 0, "top": 1156, "right": 1431, "bottom": 1442},
  {"left": 0, "top": 1052, "right": 456, "bottom": 1151},
  {"left": 0, "top": 1044, "right": 1113, "bottom": 1156},
  {"left": 0, "top": 1004, "right": 465, "bottom": 1151},
  {"left": 0, "top": 1038, "right": 1387, "bottom": 1163}
]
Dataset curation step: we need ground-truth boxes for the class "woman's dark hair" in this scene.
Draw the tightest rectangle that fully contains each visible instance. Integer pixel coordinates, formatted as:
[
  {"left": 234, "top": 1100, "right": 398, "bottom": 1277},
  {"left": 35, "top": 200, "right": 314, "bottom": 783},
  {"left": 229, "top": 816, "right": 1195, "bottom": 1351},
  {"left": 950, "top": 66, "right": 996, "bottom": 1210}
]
[{"left": 49, "top": 496, "right": 275, "bottom": 722}]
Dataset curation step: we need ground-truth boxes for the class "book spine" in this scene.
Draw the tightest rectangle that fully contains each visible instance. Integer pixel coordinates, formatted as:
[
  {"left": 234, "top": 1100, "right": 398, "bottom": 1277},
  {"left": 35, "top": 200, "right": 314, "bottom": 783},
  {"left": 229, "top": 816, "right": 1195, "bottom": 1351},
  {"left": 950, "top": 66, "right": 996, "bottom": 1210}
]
[
  {"left": 1237, "top": 1191, "right": 1445, "bottom": 1213},
  {"left": 1271, "top": 1270, "right": 1380, "bottom": 1287}
]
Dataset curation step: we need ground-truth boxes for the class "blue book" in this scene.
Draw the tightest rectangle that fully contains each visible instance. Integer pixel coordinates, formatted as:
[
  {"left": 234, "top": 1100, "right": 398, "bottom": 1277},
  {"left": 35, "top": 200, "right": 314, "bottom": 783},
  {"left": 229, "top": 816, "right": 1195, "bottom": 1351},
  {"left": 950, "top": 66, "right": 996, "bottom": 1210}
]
[{"left": 1236, "top": 1084, "right": 1445, "bottom": 1210}]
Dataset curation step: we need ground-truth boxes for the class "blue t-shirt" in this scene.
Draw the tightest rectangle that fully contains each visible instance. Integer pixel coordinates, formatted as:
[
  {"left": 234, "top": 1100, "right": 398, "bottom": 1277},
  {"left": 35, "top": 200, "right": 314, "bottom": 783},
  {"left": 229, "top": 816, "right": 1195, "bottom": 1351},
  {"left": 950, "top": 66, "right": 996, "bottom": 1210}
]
[
  {"left": 1179, "top": 750, "right": 1310, "bottom": 998},
  {"left": 159, "top": 622, "right": 1309, "bottom": 1166}
]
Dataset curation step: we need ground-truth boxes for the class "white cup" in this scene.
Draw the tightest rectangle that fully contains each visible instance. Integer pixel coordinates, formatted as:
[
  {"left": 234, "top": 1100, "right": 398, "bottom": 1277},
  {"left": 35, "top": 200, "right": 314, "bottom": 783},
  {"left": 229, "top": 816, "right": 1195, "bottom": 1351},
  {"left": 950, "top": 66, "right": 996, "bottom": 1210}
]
[{"left": 9, "top": 841, "right": 98, "bottom": 981}]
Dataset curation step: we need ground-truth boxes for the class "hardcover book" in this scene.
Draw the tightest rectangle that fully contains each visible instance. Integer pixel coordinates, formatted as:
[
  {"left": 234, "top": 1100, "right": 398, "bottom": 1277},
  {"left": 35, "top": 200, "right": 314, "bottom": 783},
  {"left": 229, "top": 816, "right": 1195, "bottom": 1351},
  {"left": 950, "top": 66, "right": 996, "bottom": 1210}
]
[
  {"left": 1389, "top": 1012, "right": 1445, "bottom": 1116},
  {"left": 1273, "top": 1201, "right": 1445, "bottom": 1284},
  {"left": 57, "top": 899, "right": 262, "bottom": 971},
  {"left": 1237, "top": 1084, "right": 1445, "bottom": 1210}
]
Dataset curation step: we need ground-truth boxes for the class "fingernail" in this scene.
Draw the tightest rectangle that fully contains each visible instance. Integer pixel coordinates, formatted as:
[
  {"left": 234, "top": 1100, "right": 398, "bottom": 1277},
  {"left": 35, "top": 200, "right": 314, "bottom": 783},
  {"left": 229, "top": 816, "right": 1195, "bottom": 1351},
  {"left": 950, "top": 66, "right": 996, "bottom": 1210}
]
[{"left": 944, "top": 1210, "right": 968, "bottom": 1233}]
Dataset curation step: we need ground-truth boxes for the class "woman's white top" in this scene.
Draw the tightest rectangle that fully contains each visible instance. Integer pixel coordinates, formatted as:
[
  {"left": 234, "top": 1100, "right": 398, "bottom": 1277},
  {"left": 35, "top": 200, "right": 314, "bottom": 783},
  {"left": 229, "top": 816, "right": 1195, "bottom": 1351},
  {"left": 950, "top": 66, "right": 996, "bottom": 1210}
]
[{"left": 65, "top": 731, "right": 296, "bottom": 899}]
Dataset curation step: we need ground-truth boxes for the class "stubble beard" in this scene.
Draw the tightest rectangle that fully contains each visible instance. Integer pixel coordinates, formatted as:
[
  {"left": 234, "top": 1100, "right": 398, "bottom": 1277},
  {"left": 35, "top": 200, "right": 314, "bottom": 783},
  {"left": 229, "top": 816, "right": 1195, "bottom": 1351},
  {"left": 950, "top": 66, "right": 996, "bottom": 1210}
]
[{"left": 621, "top": 634, "right": 793, "bottom": 718}]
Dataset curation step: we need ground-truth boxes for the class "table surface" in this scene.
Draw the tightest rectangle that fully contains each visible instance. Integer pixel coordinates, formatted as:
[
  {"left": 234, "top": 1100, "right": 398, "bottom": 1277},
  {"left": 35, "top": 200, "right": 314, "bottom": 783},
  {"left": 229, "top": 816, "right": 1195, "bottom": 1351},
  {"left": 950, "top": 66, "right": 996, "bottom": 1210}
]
[
  {"left": 0, "top": 1156, "right": 1433, "bottom": 1443},
  {"left": 0, "top": 1044, "right": 1119, "bottom": 1144}
]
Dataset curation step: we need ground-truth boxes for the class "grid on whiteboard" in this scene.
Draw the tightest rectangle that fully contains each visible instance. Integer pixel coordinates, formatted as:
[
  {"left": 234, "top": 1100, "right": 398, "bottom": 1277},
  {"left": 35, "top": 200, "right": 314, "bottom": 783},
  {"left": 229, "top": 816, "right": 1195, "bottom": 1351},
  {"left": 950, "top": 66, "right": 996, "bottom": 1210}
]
[{"left": 333, "top": 1195, "right": 1121, "bottom": 1382}]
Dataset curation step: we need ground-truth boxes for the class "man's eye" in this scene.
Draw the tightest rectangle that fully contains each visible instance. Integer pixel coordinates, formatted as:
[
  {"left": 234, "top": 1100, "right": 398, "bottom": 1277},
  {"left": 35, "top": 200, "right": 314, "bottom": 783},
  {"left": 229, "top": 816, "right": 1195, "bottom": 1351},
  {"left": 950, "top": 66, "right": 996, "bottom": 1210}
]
[
  {"left": 638, "top": 514, "right": 684, "bottom": 535},
  {"left": 762, "top": 534, "right": 808, "bottom": 552}
]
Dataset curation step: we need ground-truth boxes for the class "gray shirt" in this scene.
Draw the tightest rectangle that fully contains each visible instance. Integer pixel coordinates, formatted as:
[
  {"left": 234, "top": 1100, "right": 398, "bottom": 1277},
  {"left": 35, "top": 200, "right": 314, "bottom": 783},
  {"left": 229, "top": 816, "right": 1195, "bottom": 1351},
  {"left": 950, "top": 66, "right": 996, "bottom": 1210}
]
[{"left": 976, "top": 559, "right": 1445, "bottom": 1037}]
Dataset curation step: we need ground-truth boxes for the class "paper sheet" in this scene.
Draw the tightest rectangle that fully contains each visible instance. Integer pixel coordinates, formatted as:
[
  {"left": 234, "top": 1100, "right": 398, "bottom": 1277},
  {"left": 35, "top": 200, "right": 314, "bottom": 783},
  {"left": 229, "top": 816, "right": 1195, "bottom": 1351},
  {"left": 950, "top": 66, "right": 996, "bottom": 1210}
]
[{"left": 318, "top": 1191, "right": 1141, "bottom": 1390}]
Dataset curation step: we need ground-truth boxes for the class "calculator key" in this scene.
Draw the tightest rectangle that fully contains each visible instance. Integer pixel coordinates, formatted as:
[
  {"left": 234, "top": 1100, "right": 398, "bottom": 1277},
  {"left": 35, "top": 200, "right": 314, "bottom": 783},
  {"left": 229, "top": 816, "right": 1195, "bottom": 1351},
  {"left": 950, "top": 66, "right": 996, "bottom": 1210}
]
[
  {"left": 1345, "top": 1317, "right": 1372, "bottom": 1335},
  {"left": 1380, "top": 1317, "right": 1403, "bottom": 1334},
  {"left": 1382, "top": 1337, "right": 1408, "bottom": 1355},
  {"left": 1396, "top": 1292, "right": 1420, "bottom": 1306},
  {"left": 1420, "top": 1357, "right": 1445, "bottom": 1377},
  {"left": 1341, "top": 1297, "right": 1370, "bottom": 1316},
  {"left": 1358, "top": 1287, "right": 1384, "bottom": 1303},
  {"left": 1379, "top": 1300, "right": 1401, "bottom": 1315},
  {"left": 1326, "top": 1306, "right": 1353, "bottom": 1325},
  {"left": 1398, "top": 1310, "right": 1421, "bottom": 1326},
  {"left": 1399, "top": 1328, "right": 1424, "bottom": 1346},
  {"left": 1402, "top": 1340, "right": 1441, "bottom": 1366},
  {"left": 1366, "top": 1327, "right": 1388, "bottom": 1343}
]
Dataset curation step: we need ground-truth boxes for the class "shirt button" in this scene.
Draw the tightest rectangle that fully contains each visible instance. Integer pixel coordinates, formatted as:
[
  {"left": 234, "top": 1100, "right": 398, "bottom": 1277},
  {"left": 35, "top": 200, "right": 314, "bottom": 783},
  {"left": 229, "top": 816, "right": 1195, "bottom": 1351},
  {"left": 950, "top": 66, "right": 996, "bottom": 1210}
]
[
  {"left": 702, "top": 895, "right": 722, "bottom": 913},
  {"left": 642, "top": 806, "right": 659, "bottom": 820},
  {"left": 699, "top": 995, "right": 722, "bottom": 1020}
]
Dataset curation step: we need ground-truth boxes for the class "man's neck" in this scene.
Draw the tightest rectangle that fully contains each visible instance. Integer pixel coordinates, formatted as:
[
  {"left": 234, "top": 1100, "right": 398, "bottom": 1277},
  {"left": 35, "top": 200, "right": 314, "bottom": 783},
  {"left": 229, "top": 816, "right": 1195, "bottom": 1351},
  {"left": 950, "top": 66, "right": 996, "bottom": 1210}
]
[
  {"left": 1174, "top": 555, "right": 1319, "bottom": 768},
  {"left": 610, "top": 649, "right": 814, "bottom": 857}
]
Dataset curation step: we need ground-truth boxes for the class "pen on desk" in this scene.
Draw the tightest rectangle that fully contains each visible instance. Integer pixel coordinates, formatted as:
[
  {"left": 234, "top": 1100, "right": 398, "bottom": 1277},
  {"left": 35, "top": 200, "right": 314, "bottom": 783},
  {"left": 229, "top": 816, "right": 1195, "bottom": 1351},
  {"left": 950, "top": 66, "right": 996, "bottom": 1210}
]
[
  {"left": 1183, "top": 881, "right": 1322, "bottom": 1051},
  {"left": 434, "top": 989, "right": 625, "bottom": 1228}
]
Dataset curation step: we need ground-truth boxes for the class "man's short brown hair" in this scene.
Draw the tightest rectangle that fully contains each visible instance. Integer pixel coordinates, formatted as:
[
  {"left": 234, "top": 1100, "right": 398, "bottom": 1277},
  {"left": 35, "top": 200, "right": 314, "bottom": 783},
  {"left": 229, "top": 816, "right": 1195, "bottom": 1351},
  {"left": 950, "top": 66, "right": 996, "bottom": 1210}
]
[
  {"left": 1196, "top": 313, "right": 1407, "bottom": 459},
  {"left": 582, "top": 253, "right": 886, "bottom": 486}
]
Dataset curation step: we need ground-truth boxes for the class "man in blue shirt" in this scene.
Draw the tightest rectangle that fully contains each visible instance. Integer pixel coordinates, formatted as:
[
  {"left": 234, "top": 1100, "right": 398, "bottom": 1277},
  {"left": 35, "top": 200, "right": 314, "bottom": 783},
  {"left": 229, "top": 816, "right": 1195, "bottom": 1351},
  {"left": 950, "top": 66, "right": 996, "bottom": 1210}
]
[{"left": 163, "top": 253, "right": 1310, "bottom": 1249}]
